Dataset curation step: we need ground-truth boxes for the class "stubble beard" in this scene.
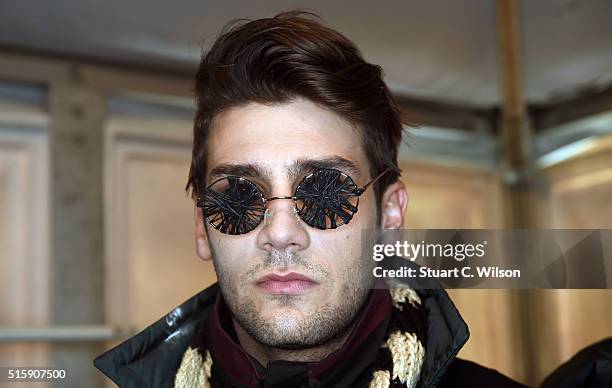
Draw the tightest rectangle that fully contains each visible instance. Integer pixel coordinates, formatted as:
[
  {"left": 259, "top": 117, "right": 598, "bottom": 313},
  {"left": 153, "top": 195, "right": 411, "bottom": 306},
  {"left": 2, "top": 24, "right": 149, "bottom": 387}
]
[{"left": 213, "top": 249, "right": 373, "bottom": 350}]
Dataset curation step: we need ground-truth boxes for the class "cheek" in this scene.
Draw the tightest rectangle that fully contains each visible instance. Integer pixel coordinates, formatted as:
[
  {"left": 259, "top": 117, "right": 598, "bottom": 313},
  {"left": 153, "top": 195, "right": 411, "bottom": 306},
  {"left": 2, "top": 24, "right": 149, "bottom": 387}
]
[
  {"left": 210, "top": 235, "right": 257, "bottom": 285},
  {"left": 311, "top": 230, "right": 369, "bottom": 286}
]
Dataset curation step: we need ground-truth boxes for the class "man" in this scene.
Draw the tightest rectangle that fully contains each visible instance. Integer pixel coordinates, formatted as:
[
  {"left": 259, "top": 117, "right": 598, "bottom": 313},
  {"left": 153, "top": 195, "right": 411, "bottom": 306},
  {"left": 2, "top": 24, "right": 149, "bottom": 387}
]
[{"left": 94, "top": 11, "right": 526, "bottom": 388}]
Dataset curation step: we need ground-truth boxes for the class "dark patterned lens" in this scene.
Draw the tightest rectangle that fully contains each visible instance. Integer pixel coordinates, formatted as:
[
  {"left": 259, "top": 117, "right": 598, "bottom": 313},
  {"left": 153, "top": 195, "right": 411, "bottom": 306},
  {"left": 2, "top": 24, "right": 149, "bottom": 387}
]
[
  {"left": 294, "top": 169, "right": 360, "bottom": 229},
  {"left": 199, "top": 176, "right": 265, "bottom": 235}
]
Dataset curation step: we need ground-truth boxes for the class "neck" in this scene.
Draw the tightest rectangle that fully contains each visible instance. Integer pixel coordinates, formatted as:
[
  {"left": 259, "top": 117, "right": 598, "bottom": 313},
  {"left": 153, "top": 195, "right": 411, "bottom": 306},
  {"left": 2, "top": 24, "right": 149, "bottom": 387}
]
[{"left": 232, "top": 317, "right": 357, "bottom": 366}]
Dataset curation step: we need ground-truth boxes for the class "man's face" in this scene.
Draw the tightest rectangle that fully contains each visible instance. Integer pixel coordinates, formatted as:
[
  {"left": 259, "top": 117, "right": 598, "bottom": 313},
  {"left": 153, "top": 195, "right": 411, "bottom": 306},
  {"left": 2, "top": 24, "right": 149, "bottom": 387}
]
[{"left": 202, "top": 97, "right": 379, "bottom": 349}]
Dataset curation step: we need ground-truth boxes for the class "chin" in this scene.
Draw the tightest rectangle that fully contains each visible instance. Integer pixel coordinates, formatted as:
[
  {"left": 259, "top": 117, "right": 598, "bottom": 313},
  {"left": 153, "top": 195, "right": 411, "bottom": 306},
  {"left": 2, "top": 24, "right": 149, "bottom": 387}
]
[{"left": 259, "top": 301, "right": 310, "bottom": 321}]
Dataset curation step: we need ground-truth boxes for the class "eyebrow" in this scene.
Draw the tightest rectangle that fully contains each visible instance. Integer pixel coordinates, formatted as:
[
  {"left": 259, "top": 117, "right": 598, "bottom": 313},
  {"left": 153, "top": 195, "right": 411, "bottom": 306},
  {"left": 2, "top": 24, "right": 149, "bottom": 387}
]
[
  {"left": 288, "top": 156, "right": 361, "bottom": 181},
  {"left": 207, "top": 156, "right": 362, "bottom": 184},
  {"left": 208, "top": 163, "right": 271, "bottom": 182}
]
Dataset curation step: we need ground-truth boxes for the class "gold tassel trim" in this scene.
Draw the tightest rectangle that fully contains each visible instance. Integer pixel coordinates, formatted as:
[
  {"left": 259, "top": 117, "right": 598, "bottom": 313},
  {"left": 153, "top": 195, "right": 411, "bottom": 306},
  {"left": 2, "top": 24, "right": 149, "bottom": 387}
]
[
  {"left": 390, "top": 287, "right": 421, "bottom": 311},
  {"left": 369, "top": 370, "right": 391, "bottom": 388},
  {"left": 173, "top": 347, "right": 212, "bottom": 388},
  {"left": 386, "top": 331, "right": 425, "bottom": 388}
]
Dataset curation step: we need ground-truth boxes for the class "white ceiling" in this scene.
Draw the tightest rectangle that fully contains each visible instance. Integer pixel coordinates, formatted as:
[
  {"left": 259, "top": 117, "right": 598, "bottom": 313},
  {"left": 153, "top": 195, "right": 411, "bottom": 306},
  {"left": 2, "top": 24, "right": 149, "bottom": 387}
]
[{"left": 1, "top": 0, "right": 611, "bottom": 107}]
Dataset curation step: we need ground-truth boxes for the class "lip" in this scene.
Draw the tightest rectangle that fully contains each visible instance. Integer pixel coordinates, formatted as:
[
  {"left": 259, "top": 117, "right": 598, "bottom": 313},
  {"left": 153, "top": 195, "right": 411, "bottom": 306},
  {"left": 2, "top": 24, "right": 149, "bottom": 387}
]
[{"left": 255, "top": 272, "right": 319, "bottom": 295}]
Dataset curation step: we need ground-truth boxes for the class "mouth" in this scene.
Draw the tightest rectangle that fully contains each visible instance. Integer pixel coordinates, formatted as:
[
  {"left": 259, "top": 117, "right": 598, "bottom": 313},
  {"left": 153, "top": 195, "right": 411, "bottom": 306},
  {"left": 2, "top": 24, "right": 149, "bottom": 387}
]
[{"left": 255, "top": 272, "right": 319, "bottom": 295}]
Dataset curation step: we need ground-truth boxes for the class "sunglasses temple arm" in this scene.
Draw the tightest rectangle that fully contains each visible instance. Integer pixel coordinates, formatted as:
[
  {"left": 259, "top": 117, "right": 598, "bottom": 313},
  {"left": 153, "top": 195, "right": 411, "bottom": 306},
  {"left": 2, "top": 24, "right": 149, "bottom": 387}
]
[{"left": 356, "top": 168, "right": 392, "bottom": 195}]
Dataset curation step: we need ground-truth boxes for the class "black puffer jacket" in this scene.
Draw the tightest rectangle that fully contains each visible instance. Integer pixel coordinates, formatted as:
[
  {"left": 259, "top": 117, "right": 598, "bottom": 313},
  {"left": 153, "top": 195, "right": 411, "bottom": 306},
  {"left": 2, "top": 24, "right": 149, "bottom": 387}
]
[{"left": 94, "top": 282, "right": 526, "bottom": 388}]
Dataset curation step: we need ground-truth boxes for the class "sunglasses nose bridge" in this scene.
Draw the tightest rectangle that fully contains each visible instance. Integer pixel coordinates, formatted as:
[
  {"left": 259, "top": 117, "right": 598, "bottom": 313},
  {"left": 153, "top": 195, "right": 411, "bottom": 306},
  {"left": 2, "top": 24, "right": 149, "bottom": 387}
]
[
  {"left": 264, "top": 195, "right": 298, "bottom": 213},
  {"left": 265, "top": 195, "right": 295, "bottom": 201}
]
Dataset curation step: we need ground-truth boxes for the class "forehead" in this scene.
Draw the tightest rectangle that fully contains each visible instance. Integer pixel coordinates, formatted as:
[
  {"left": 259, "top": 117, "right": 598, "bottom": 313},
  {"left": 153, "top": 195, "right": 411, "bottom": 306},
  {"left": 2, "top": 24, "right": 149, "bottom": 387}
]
[{"left": 206, "top": 98, "right": 368, "bottom": 180}]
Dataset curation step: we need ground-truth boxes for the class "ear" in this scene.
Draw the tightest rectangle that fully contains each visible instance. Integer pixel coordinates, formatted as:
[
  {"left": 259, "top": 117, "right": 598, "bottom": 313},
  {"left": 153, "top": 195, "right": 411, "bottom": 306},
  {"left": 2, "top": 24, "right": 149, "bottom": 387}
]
[
  {"left": 194, "top": 205, "right": 212, "bottom": 261},
  {"left": 380, "top": 180, "right": 408, "bottom": 229}
]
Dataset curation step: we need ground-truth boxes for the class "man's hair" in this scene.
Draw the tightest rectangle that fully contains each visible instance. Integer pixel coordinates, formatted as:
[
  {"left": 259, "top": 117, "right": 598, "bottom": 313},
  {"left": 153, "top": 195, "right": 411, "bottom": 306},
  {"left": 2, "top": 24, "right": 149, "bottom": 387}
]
[{"left": 186, "top": 10, "right": 406, "bottom": 211}]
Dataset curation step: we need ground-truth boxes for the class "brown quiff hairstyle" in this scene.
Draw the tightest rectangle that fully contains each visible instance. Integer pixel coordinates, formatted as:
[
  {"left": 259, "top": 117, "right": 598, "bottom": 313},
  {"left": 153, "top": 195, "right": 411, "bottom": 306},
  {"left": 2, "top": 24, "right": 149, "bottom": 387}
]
[{"left": 186, "top": 10, "right": 406, "bottom": 215}]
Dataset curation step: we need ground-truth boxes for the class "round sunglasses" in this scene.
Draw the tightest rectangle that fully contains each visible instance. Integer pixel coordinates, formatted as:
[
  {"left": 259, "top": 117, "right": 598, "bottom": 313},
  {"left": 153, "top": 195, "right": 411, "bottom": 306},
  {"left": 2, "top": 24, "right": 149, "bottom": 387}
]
[{"left": 196, "top": 167, "right": 390, "bottom": 235}]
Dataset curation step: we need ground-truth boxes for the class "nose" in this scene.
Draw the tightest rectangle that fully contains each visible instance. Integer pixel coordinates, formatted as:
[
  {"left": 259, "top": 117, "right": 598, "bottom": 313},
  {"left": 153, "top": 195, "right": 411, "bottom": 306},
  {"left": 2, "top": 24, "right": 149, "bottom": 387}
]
[{"left": 256, "top": 199, "right": 310, "bottom": 253}]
